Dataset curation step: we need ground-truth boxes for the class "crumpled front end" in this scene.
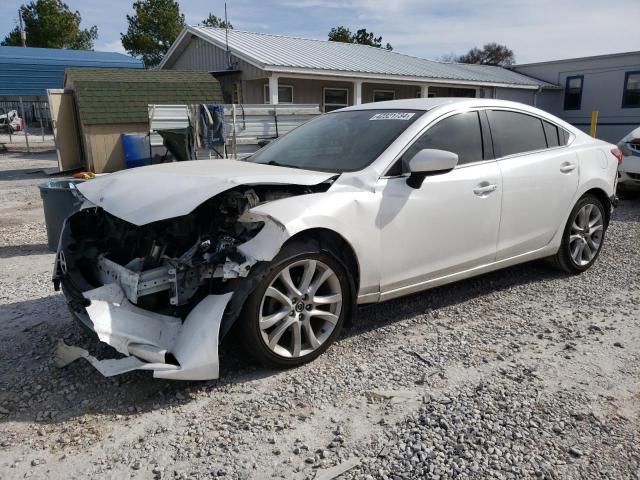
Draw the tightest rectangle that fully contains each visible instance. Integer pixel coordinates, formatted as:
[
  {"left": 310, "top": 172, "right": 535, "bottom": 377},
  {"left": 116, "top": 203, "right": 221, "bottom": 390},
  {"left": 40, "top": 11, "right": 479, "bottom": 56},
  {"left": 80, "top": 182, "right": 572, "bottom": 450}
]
[{"left": 52, "top": 185, "right": 318, "bottom": 380}]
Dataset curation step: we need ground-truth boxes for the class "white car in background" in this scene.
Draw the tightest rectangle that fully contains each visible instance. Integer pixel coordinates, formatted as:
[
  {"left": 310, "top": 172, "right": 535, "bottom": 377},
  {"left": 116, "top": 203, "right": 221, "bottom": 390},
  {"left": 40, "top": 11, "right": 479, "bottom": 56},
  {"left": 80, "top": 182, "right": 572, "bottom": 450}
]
[
  {"left": 617, "top": 126, "right": 640, "bottom": 198},
  {"left": 53, "top": 98, "right": 620, "bottom": 381}
]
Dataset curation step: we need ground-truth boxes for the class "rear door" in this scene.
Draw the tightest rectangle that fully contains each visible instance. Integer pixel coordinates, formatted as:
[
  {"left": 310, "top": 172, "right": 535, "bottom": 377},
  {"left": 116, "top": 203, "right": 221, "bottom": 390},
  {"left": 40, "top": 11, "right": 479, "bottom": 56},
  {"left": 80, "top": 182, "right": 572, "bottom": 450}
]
[{"left": 488, "top": 109, "right": 579, "bottom": 260}]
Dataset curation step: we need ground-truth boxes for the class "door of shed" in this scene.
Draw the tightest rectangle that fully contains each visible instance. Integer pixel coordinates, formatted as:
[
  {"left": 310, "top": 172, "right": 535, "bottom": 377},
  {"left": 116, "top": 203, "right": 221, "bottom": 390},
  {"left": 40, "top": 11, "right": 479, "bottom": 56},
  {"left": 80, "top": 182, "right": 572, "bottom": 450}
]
[{"left": 47, "top": 89, "right": 83, "bottom": 172}]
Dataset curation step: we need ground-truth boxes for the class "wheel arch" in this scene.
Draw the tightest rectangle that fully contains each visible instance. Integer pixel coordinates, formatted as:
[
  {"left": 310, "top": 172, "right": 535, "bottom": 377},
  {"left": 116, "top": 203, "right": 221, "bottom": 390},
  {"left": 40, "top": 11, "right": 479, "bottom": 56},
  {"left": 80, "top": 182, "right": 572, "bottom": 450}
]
[
  {"left": 219, "top": 227, "right": 361, "bottom": 339},
  {"left": 286, "top": 228, "right": 361, "bottom": 292},
  {"left": 286, "top": 228, "right": 360, "bottom": 325},
  {"left": 547, "top": 183, "right": 614, "bottom": 259},
  {"left": 582, "top": 187, "right": 611, "bottom": 227}
]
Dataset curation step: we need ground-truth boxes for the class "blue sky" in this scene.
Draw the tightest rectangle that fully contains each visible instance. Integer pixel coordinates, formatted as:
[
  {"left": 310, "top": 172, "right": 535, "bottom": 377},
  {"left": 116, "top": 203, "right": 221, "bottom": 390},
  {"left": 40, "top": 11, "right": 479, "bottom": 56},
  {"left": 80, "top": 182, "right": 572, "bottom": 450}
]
[{"left": 1, "top": 0, "right": 638, "bottom": 63}]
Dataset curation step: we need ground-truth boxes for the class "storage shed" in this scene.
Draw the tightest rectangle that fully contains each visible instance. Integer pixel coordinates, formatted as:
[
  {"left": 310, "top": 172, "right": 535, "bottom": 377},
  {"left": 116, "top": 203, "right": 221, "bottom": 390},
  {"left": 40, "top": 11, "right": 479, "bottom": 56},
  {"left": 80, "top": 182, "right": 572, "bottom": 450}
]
[{"left": 62, "top": 68, "right": 224, "bottom": 173}]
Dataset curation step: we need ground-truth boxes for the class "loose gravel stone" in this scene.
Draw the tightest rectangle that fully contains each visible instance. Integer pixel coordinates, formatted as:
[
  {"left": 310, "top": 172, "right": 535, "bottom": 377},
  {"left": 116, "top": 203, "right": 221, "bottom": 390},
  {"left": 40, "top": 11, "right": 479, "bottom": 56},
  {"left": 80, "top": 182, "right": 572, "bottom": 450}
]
[{"left": 0, "top": 152, "right": 639, "bottom": 479}]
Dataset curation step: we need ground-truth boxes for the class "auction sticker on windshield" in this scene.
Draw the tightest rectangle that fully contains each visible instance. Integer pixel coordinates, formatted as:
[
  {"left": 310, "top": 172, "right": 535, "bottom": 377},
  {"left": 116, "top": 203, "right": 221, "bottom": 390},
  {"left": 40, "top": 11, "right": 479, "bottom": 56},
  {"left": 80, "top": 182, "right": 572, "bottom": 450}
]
[{"left": 370, "top": 112, "right": 416, "bottom": 121}]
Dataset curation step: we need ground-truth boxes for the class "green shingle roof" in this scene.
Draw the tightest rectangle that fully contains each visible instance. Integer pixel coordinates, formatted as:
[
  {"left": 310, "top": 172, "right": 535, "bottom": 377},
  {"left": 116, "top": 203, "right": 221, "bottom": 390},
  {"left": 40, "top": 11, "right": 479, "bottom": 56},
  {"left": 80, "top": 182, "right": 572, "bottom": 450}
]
[{"left": 65, "top": 68, "right": 224, "bottom": 125}]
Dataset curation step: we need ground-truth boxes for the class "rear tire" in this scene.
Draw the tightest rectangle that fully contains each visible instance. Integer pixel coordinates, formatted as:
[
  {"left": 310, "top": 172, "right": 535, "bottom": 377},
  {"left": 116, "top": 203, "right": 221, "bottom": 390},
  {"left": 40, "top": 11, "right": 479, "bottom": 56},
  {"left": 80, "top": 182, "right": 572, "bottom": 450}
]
[
  {"left": 550, "top": 194, "right": 606, "bottom": 274},
  {"left": 239, "top": 240, "right": 351, "bottom": 369}
]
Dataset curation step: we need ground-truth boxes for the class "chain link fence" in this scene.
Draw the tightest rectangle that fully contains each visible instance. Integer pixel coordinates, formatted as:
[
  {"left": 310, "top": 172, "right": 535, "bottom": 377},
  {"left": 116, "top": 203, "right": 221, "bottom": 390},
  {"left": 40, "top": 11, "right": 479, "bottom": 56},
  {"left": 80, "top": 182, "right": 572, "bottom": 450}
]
[{"left": 0, "top": 99, "right": 55, "bottom": 153}]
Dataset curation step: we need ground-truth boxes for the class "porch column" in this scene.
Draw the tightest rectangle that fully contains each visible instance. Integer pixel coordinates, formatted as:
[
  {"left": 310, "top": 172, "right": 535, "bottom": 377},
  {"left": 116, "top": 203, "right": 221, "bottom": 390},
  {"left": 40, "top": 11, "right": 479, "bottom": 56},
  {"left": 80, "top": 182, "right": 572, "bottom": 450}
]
[
  {"left": 420, "top": 85, "right": 429, "bottom": 99},
  {"left": 269, "top": 75, "right": 279, "bottom": 105},
  {"left": 354, "top": 80, "right": 363, "bottom": 105}
]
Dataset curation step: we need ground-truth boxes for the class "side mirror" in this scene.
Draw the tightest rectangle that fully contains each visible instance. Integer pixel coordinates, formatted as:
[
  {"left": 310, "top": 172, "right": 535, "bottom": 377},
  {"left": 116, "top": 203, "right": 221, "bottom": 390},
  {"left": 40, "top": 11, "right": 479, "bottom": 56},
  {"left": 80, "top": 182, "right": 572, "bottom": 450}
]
[{"left": 406, "top": 149, "right": 458, "bottom": 188}]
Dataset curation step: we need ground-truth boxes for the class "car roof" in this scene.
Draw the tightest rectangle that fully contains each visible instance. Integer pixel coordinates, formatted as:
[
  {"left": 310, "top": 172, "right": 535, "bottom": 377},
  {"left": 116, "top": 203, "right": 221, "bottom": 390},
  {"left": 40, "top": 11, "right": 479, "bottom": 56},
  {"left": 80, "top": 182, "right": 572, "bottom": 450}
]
[
  {"left": 337, "top": 97, "right": 593, "bottom": 144},
  {"left": 338, "top": 97, "right": 536, "bottom": 113}
]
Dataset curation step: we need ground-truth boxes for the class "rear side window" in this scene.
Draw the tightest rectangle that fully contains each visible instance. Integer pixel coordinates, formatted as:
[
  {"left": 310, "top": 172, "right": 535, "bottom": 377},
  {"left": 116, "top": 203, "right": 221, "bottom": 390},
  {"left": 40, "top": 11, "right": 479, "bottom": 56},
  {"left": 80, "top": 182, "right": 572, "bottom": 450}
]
[
  {"left": 488, "top": 110, "right": 548, "bottom": 157},
  {"left": 402, "top": 111, "right": 484, "bottom": 166},
  {"left": 543, "top": 121, "right": 560, "bottom": 147}
]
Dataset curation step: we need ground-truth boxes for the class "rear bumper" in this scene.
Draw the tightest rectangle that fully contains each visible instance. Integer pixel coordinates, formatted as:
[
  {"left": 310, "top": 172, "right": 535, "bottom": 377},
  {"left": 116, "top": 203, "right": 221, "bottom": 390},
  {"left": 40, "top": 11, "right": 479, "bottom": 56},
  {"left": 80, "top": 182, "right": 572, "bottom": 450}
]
[{"left": 619, "top": 152, "right": 640, "bottom": 188}]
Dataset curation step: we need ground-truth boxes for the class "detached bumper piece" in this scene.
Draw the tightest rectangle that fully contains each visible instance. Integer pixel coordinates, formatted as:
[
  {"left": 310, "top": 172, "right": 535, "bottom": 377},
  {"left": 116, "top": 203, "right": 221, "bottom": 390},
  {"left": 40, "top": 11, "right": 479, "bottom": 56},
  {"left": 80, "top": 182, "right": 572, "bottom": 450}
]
[{"left": 56, "top": 283, "right": 232, "bottom": 380}]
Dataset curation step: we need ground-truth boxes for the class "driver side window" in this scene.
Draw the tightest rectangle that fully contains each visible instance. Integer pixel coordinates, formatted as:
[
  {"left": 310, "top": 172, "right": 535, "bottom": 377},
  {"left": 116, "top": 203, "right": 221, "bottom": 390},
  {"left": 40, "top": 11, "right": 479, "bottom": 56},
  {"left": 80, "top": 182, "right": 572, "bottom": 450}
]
[{"left": 388, "top": 111, "right": 486, "bottom": 175}]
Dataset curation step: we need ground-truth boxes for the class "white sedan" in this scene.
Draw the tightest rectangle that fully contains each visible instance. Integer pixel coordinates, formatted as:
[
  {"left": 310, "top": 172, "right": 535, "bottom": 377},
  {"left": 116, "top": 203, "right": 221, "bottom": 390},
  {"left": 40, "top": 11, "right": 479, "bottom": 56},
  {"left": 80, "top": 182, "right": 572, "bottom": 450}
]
[
  {"left": 617, "top": 126, "right": 640, "bottom": 198},
  {"left": 53, "top": 98, "right": 620, "bottom": 380}
]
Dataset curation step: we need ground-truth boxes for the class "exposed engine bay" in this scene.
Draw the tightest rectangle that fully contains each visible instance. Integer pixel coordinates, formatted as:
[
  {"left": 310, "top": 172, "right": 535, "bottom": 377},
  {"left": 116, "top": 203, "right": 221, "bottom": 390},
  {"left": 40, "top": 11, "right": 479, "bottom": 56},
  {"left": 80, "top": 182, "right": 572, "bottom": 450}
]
[
  {"left": 53, "top": 182, "right": 332, "bottom": 380},
  {"left": 56, "top": 184, "right": 326, "bottom": 316}
]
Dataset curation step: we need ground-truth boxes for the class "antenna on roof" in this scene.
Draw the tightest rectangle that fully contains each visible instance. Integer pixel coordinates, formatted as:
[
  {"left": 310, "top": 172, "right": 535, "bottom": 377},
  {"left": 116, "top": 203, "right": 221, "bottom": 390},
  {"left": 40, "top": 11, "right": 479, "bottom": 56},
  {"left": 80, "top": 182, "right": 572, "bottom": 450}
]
[
  {"left": 224, "top": 2, "right": 231, "bottom": 70},
  {"left": 18, "top": 9, "right": 26, "bottom": 47}
]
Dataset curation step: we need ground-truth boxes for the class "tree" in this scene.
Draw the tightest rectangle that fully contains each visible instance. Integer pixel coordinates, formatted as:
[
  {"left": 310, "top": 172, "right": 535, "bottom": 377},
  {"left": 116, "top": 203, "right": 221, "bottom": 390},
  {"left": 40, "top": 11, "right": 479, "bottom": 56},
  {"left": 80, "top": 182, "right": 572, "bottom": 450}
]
[
  {"left": 327, "top": 26, "right": 352, "bottom": 43},
  {"left": 328, "top": 26, "right": 392, "bottom": 51},
  {"left": 121, "top": 0, "right": 185, "bottom": 68},
  {"left": 436, "top": 52, "right": 459, "bottom": 63},
  {"left": 457, "top": 42, "right": 515, "bottom": 66},
  {"left": 1, "top": 0, "right": 97, "bottom": 49},
  {"left": 201, "top": 13, "right": 233, "bottom": 29}
]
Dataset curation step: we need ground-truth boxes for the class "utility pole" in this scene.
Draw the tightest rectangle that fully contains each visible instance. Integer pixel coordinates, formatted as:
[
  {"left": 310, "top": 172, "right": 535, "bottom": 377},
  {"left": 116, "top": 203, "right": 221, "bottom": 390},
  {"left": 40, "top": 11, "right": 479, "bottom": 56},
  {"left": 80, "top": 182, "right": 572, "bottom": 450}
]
[
  {"left": 224, "top": 2, "right": 231, "bottom": 70},
  {"left": 18, "top": 10, "right": 27, "bottom": 47}
]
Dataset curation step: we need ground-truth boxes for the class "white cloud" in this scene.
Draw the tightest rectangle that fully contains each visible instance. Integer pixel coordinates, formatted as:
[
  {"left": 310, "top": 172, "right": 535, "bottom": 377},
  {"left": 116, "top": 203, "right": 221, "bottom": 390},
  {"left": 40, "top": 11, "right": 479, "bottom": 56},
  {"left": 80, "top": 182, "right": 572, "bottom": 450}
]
[
  {"left": 274, "top": 0, "right": 640, "bottom": 63},
  {"left": 100, "top": 40, "right": 126, "bottom": 54},
  {"left": 3, "top": 0, "right": 636, "bottom": 64}
]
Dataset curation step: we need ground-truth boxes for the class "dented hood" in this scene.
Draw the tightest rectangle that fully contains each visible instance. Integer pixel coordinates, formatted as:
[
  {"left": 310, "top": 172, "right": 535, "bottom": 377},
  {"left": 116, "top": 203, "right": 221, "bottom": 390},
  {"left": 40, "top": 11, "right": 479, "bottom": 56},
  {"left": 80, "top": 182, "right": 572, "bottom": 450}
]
[{"left": 77, "top": 160, "right": 335, "bottom": 226}]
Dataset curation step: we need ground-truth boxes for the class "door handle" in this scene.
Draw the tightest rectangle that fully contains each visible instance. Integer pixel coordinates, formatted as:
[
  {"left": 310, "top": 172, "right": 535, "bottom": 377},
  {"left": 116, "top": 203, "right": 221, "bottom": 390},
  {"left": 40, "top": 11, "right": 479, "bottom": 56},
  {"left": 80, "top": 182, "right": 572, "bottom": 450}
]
[
  {"left": 473, "top": 183, "right": 497, "bottom": 196},
  {"left": 560, "top": 162, "right": 577, "bottom": 173}
]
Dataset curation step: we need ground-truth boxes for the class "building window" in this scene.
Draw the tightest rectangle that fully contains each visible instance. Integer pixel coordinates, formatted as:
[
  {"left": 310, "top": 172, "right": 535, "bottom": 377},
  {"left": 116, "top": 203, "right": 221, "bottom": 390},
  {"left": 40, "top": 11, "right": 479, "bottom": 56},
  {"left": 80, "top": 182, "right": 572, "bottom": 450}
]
[
  {"left": 264, "top": 84, "right": 294, "bottom": 104},
  {"left": 373, "top": 90, "right": 395, "bottom": 102},
  {"left": 563, "top": 75, "right": 583, "bottom": 110},
  {"left": 323, "top": 88, "right": 349, "bottom": 112},
  {"left": 622, "top": 71, "right": 640, "bottom": 108},
  {"left": 428, "top": 86, "right": 476, "bottom": 98}
]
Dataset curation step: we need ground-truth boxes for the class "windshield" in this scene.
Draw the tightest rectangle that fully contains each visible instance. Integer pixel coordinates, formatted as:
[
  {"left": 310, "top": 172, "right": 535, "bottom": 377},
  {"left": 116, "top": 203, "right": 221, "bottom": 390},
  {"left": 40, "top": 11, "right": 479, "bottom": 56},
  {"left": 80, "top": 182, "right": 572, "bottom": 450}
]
[{"left": 248, "top": 109, "right": 423, "bottom": 173}]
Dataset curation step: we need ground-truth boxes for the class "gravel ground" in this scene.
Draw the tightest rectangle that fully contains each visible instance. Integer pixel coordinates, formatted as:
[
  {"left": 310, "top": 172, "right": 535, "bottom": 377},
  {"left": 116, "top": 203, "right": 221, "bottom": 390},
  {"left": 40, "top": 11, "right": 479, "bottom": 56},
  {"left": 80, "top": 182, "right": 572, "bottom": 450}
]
[{"left": 1, "top": 152, "right": 639, "bottom": 480}]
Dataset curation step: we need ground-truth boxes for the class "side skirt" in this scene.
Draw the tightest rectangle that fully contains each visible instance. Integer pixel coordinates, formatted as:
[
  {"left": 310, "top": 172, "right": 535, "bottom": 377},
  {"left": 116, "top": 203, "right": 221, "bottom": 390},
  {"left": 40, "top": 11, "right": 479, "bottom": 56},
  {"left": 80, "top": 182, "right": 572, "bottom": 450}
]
[{"left": 358, "top": 244, "right": 557, "bottom": 304}]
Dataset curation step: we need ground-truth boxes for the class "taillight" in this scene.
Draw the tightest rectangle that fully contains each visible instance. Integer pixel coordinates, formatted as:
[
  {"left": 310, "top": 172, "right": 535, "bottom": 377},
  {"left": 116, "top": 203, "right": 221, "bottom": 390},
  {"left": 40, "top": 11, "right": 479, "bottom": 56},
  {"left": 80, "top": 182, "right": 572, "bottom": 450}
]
[{"left": 611, "top": 148, "right": 623, "bottom": 164}]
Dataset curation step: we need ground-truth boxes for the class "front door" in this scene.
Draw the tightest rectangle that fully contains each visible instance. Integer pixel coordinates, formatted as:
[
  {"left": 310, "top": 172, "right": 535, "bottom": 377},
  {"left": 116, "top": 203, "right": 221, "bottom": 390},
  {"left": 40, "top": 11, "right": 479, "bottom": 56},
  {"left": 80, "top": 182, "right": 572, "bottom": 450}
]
[{"left": 377, "top": 110, "right": 502, "bottom": 296}]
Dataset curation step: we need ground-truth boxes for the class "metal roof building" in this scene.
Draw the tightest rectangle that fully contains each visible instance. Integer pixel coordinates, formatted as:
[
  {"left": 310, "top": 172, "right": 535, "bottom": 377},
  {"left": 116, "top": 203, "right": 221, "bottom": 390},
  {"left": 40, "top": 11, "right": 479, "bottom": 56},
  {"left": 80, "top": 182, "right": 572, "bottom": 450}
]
[
  {"left": 0, "top": 46, "right": 143, "bottom": 99},
  {"left": 162, "top": 27, "right": 554, "bottom": 90},
  {"left": 160, "top": 27, "right": 558, "bottom": 112}
]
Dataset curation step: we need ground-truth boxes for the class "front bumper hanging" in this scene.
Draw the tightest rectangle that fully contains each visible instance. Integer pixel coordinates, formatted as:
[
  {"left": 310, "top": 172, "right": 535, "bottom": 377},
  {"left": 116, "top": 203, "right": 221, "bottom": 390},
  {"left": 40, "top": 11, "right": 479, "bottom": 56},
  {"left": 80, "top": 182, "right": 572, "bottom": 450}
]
[{"left": 56, "top": 282, "right": 232, "bottom": 381}]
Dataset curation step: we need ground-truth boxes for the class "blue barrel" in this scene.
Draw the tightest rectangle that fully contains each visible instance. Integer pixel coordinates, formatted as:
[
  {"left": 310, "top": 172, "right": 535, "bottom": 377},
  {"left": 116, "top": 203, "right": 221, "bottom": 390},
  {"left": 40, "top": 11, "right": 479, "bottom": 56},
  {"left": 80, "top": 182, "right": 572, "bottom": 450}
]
[
  {"left": 121, "top": 133, "right": 150, "bottom": 168},
  {"left": 39, "top": 180, "right": 85, "bottom": 251}
]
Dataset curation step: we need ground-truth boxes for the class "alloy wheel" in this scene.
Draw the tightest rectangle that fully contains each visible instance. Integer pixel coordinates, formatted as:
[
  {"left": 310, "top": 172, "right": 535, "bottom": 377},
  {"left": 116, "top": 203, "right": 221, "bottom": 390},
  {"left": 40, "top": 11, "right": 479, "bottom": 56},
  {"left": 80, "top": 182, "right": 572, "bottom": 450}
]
[
  {"left": 258, "top": 259, "right": 343, "bottom": 358},
  {"left": 569, "top": 203, "right": 603, "bottom": 266}
]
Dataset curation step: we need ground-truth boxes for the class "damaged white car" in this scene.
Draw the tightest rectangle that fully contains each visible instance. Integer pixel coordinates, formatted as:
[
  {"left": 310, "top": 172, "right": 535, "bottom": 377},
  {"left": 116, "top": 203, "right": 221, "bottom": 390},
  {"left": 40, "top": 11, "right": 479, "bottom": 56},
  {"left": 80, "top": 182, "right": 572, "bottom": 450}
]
[{"left": 53, "top": 98, "right": 620, "bottom": 380}]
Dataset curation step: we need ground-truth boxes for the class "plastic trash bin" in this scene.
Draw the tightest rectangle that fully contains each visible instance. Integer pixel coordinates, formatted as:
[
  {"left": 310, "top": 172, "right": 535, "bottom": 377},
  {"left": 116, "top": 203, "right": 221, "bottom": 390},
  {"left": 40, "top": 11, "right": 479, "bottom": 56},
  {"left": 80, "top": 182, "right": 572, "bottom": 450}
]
[
  {"left": 38, "top": 180, "right": 84, "bottom": 251},
  {"left": 121, "top": 133, "right": 151, "bottom": 168}
]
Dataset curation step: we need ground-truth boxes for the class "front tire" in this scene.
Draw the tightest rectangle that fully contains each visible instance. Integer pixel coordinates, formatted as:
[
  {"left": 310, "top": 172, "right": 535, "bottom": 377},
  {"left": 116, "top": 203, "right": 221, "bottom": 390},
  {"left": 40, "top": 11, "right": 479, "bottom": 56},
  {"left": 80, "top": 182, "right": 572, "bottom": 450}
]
[
  {"left": 551, "top": 194, "right": 606, "bottom": 273},
  {"left": 239, "top": 240, "right": 350, "bottom": 369}
]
